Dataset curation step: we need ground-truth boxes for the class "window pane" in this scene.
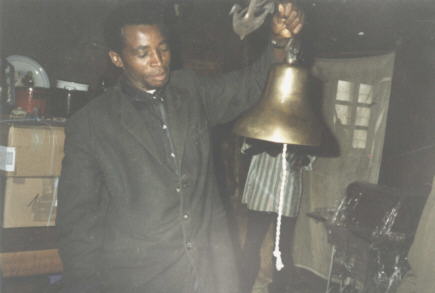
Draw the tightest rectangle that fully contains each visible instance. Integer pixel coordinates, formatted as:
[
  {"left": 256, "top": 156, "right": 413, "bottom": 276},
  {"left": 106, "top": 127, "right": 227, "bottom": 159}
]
[
  {"left": 336, "top": 80, "right": 354, "bottom": 102},
  {"left": 355, "top": 107, "right": 371, "bottom": 127},
  {"left": 358, "top": 84, "right": 373, "bottom": 104},
  {"left": 352, "top": 129, "right": 367, "bottom": 149},
  {"left": 335, "top": 104, "right": 350, "bottom": 125}
]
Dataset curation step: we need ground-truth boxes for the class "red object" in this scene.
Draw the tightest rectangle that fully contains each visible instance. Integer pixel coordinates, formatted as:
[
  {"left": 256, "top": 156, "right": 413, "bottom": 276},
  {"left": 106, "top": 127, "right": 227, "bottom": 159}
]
[{"left": 15, "top": 87, "right": 49, "bottom": 115}]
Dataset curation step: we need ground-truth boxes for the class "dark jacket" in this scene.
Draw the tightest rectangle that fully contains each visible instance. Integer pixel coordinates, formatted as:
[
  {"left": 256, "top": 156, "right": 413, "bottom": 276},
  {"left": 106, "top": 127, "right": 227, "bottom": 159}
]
[{"left": 56, "top": 48, "right": 273, "bottom": 293}]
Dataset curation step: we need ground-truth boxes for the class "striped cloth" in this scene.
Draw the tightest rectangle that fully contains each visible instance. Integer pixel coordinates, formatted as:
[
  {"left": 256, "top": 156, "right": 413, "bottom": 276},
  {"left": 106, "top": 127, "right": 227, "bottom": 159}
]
[{"left": 241, "top": 143, "right": 312, "bottom": 217}]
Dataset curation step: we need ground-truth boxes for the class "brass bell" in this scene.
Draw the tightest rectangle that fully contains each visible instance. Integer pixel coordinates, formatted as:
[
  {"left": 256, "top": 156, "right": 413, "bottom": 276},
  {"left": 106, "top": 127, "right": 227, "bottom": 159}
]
[{"left": 233, "top": 39, "right": 323, "bottom": 146}]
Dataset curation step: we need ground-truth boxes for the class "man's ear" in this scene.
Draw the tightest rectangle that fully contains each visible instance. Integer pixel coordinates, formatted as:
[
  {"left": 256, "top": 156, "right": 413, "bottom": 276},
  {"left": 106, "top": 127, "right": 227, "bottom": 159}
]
[{"left": 108, "top": 50, "right": 124, "bottom": 68}]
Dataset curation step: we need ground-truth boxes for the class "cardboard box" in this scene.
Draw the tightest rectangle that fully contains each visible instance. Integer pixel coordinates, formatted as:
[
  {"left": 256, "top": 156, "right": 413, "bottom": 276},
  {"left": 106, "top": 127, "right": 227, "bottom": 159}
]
[
  {"left": 2, "top": 177, "right": 58, "bottom": 228},
  {"left": 0, "top": 124, "right": 65, "bottom": 176}
]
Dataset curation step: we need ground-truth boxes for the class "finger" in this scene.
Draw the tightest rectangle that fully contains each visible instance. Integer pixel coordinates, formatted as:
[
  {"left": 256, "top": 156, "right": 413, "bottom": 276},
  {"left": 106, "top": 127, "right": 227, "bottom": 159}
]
[
  {"left": 287, "top": 10, "right": 298, "bottom": 26},
  {"left": 275, "top": 3, "right": 287, "bottom": 26},
  {"left": 284, "top": 2, "right": 293, "bottom": 17},
  {"left": 296, "top": 10, "right": 305, "bottom": 30},
  {"left": 277, "top": 3, "right": 295, "bottom": 20},
  {"left": 271, "top": 14, "right": 284, "bottom": 31},
  {"left": 288, "top": 11, "right": 304, "bottom": 35},
  {"left": 287, "top": 16, "right": 301, "bottom": 32},
  {"left": 278, "top": 3, "right": 284, "bottom": 16},
  {"left": 278, "top": 2, "right": 293, "bottom": 18},
  {"left": 292, "top": 23, "right": 303, "bottom": 35},
  {"left": 293, "top": 13, "right": 305, "bottom": 34}
]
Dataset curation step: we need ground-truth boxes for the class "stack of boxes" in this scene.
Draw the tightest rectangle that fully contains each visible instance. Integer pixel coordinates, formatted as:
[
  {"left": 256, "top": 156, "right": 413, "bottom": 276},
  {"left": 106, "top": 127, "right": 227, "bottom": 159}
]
[{"left": 0, "top": 123, "right": 65, "bottom": 277}]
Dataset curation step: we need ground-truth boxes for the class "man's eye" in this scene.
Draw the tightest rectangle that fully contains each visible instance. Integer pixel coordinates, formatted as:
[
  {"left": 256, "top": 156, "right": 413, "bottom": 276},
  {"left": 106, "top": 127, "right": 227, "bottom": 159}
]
[
  {"left": 138, "top": 52, "right": 148, "bottom": 58},
  {"left": 159, "top": 44, "right": 169, "bottom": 52}
]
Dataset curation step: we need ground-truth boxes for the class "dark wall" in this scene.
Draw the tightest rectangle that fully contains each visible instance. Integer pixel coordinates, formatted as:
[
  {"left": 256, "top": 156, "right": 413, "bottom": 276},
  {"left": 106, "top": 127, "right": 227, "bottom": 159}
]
[
  {"left": 1, "top": 0, "right": 248, "bottom": 90},
  {"left": 2, "top": 0, "right": 115, "bottom": 90},
  {"left": 379, "top": 21, "right": 435, "bottom": 195}
]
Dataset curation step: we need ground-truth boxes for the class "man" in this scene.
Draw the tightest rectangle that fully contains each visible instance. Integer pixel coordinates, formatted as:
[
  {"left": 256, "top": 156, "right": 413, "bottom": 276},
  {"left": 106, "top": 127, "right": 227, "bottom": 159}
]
[{"left": 56, "top": 2, "right": 304, "bottom": 293}]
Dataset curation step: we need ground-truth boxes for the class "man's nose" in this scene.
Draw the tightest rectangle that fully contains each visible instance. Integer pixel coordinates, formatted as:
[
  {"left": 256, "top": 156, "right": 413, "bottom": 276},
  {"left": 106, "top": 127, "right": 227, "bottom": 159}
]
[{"left": 150, "top": 51, "right": 163, "bottom": 67}]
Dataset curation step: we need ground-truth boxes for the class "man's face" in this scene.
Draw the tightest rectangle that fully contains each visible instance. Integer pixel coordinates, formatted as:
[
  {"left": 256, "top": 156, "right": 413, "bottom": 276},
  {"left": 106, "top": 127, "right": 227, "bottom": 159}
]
[{"left": 109, "top": 24, "right": 171, "bottom": 91}]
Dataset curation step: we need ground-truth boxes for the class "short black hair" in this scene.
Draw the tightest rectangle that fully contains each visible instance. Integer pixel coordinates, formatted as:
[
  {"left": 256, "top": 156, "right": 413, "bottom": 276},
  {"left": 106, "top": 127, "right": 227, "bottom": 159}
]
[{"left": 104, "top": 1, "right": 170, "bottom": 53}]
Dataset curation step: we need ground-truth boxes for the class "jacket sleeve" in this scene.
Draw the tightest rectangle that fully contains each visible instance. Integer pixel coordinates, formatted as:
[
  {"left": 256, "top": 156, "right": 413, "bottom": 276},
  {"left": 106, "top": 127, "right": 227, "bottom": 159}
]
[
  {"left": 56, "top": 112, "right": 107, "bottom": 293},
  {"left": 195, "top": 45, "right": 274, "bottom": 126}
]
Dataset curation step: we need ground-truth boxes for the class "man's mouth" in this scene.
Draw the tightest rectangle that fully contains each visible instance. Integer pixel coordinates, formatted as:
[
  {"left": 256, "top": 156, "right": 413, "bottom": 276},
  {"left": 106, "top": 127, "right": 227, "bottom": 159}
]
[{"left": 153, "top": 73, "right": 167, "bottom": 81}]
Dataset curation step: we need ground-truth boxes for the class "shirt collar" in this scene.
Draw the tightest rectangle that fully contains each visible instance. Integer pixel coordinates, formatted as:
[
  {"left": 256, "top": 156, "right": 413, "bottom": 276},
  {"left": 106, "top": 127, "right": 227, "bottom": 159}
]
[{"left": 120, "top": 75, "right": 164, "bottom": 105}]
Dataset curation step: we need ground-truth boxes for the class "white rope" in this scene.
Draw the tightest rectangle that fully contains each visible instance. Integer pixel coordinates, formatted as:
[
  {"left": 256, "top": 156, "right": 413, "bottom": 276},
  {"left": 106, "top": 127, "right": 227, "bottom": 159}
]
[{"left": 273, "top": 143, "right": 288, "bottom": 271}]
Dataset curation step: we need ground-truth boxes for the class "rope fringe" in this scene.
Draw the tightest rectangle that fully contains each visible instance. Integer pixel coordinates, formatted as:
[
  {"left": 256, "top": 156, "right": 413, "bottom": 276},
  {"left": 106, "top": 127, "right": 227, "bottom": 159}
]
[{"left": 273, "top": 143, "right": 288, "bottom": 271}]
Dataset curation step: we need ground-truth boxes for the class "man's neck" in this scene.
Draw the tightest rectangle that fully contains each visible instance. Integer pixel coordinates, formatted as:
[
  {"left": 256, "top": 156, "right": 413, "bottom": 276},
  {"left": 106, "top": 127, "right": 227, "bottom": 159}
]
[{"left": 121, "top": 75, "right": 159, "bottom": 95}]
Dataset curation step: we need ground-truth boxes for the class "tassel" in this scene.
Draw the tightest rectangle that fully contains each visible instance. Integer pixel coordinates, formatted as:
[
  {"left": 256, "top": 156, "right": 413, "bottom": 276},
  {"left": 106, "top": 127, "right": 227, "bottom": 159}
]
[{"left": 273, "top": 248, "right": 284, "bottom": 271}]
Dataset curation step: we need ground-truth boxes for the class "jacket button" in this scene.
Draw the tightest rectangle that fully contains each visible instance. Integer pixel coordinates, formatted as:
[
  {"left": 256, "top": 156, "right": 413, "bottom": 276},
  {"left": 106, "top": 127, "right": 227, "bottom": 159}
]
[
  {"left": 186, "top": 242, "right": 193, "bottom": 249},
  {"left": 176, "top": 187, "right": 181, "bottom": 193},
  {"left": 183, "top": 213, "right": 189, "bottom": 220}
]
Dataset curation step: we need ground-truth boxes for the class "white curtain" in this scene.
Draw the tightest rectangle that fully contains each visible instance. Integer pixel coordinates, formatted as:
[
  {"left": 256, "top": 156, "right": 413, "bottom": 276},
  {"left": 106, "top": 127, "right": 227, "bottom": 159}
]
[{"left": 293, "top": 52, "right": 396, "bottom": 277}]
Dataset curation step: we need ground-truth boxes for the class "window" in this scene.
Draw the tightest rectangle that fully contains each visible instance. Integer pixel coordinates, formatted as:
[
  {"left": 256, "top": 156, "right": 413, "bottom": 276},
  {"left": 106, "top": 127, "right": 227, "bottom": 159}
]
[{"left": 335, "top": 81, "right": 373, "bottom": 149}]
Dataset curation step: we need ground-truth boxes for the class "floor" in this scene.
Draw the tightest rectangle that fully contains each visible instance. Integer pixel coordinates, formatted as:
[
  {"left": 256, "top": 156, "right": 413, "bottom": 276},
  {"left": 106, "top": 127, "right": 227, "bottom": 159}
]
[
  {"left": 1, "top": 274, "right": 61, "bottom": 293},
  {"left": 1, "top": 268, "right": 327, "bottom": 293},
  {"left": 1, "top": 206, "right": 329, "bottom": 293},
  {"left": 253, "top": 268, "right": 328, "bottom": 293}
]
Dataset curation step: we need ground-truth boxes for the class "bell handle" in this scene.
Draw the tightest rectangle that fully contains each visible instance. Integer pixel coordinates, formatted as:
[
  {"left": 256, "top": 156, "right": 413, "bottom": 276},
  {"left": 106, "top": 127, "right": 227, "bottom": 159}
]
[{"left": 283, "top": 37, "right": 301, "bottom": 64}]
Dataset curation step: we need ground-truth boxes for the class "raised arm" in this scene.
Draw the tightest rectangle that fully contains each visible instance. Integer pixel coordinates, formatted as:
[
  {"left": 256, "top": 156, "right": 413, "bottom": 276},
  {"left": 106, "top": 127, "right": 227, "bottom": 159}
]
[{"left": 195, "top": 2, "right": 304, "bottom": 126}]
